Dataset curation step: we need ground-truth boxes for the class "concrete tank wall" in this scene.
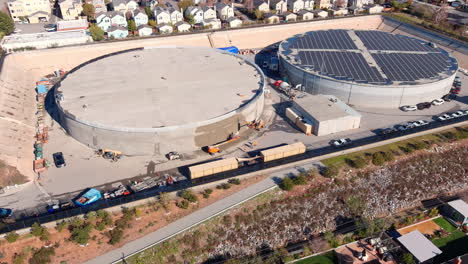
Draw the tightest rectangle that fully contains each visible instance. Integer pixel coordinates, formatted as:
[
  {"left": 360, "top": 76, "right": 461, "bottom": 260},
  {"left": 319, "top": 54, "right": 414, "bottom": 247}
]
[
  {"left": 280, "top": 55, "right": 457, "bottom": 108},
  {"left": 54, "top": 49, "right": 265, "bottom": 156}
]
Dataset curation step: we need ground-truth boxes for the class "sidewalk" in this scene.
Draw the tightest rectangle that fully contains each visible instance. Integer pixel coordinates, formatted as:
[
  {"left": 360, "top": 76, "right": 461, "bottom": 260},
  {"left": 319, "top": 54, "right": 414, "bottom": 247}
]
[{"left": 86, "top": 163, "right": 319, "bottom": 264}]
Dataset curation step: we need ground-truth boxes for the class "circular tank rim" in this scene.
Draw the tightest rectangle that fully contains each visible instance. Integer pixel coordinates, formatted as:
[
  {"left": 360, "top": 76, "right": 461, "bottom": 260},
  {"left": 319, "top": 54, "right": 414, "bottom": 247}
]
[
  {"left": 278, "top": 30, "right": 459, "bottom": 88},
  {"left": 54, "top": 46, "right": 266, "bottom": 133}
]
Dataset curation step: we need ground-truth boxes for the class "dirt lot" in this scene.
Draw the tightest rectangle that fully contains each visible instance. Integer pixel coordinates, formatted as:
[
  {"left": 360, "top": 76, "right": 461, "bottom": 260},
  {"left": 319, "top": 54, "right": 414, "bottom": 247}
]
[{"left": 398, "top": 219, "right": 441, "bottom": 235}]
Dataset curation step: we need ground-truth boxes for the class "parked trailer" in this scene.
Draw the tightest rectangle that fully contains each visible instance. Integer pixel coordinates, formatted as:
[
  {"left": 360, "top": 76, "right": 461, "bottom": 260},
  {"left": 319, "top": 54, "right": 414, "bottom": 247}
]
[
  {"left": 74, "top": 188, "right": 102, "bottom": 206},
  {"left": 260, "top": 142, "right": 306, "bottom": 162},
  {"left": 189, "top": 157, "right": 239, "bottom": 179}
]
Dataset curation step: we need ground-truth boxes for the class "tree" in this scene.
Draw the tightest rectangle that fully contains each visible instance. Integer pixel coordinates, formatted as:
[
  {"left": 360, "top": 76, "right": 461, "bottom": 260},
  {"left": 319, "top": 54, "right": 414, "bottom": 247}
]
[
  {"left": 145, "top": 6, "right": 152, "bottom": 18},
  {"left": 30, "top": 222, "right": 49, "bottom": 241},
  {"left": 177, "top": 199, "right": 189, "bottom": 209},
  {"left": 5, "top": 231, "right": 19, "bottom": 243},
  {"left": 402, "top": 253, "right": 415, "bottom": 264},
  {"left": 148, "top": 19, "right": 156, "bottom": 27},
  {"left": 372, "top": 152, "right": 385, "bottom": 166},
  {"left": 82, "top": 3, "right": 95, "bottom": 20},
  {"left": 254, "top": 10, "right": 264, "bottom": 20},
  {"left": 433, "top": 4, "right": 448, "bottom": 25},
  {"left": 178, "top": 0, "right": 194, "bottom": 11},
  {"left": 292, "top": 174, "right": 307, "bottom": 185},
  {"left": 0, "top": 11, "right": 14, "bottom": 35},
  {"left": 29, "top": 247, "right": 55, "bottom": 264},
  {"left": 279, "top": 177, "right": 294, "bottom": 191},
  {"left": 127, "top": 20, "right": 136, "bottom": 32},
  {"left": 89, "top": 24, "right": 105, "bottom": 41},
  {"left": 180, "top": 190, "right": 198, "bottom": 203},
  {"left": 186, "top": 14, "right": 195, "bottom": 25},
  {"left": 323, "top": 165, "right": 339, "bottom": 178},
  {"left": 346, "top": 195, "right": 365, "bottom": 216},
  {"left": 108, "top": 228, "right": 124, "bottom": 245},
  {"left": 70, "top": 223, "right": 93, "bottom": 245}
]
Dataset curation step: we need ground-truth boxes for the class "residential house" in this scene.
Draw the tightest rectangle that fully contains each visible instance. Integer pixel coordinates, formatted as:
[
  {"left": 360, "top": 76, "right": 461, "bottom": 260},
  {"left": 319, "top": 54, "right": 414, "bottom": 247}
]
[
  {"left": 168, "top": 8, "right": 183, "bottom": 24},
  {"left": 270, "top": 0, "right": 287, "bottom": 14},
  {"left": 282, "top": 11, "right": 297, "bottom": 21},
  {"left": 28, "top": 11, "right": 50, "bottom": 23},
  {"left": 215, "top": 2, "right": 234, "bottom": 21},
  {"left": 350, "top": 0, "right": 370, "bottom": 8},
  {"left": 140, "top": 0, "right": 157, "bottom": 8},
  {"left": 312, "top": 9, "right": 327, "bottom": 17},
  {"left": 200, "top": 6, "right": 216, "bottom": 20},
  {"left": 111, "top": 0, "right": 138, "bottom": 13},
  {"left": 318, "top": 0, "right": 331, "bottom": 9},
  {"left": 226, "top": 16, "right": 242, "bottom": 27},
  {"left": 287, "top": 0, "right": 304, "bottom": 13},
  {"left": 93, "top": 0, "right": 107, "bottom": 13},
  {"left": 397, "top": 231, "right": 442, "bottom": 264},
  {"left": 107, "top": 25, "right": 129, "bottom": 38},
  {"left": 203, "top": 18, "right": 221, "bottom": 29},
  {"left": 154, "top": 7, "right": 171, "bottom": 24},
  {"left": 365, "top": 4, "right": 384, "bottom": 13},
  {"left": 303, "top": 0, "right": 314, "bottom": 10},
  {"left": 7, "top": 0, "right": 51, "bottom": 23},
  {"left": 297, "top": 9, "right": 313, "bottom": 20},
  {"left": 109, "top": 11, "right": 127, "bottom": 27},
  {"left": 253, "top": 0, "right": 270, "bottom": 13},
  {"left": 175, "top": 21, "right": 191, "bottom": 32},
  {"left": 444, "top": 199, "right": 468, "bottom": 227},
  {"left": 58, "top": 0, "right": 83, "bottom": 20},
  {"left": 133, "top": 10, "right": 148, "bottom": 26},
  {"left": 185, "top": 6, "right": 204, "bottom": 24},
  {"left": 332, "top": 0, "right": 348, "bottom": 8},
  {"left": 331, "top": 8, "right": 348, "bottom": 15},
  {"left": 137, "top": 24, "right": 153, "bottom": 36},
  {"left": 96, "top": 12, "right": 111, "bottom": 31},
  {"left": 264, "top": 13, "right": 280, "bottom": 23},
  {"left": 157, "top": 23, "right": 173, "bottom": 33}
]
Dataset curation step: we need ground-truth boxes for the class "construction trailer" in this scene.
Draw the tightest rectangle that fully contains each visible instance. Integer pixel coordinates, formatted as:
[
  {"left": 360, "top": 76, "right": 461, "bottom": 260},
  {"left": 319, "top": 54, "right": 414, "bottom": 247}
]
[
  {"left": 189, "top": 157, "right": 239, "bottom": 179},
  {"left": 259, "top": 142, "right": 306, "bottom": 162},
  {"left": 74, "top": 188, "right": 102, "bottom": 206}
]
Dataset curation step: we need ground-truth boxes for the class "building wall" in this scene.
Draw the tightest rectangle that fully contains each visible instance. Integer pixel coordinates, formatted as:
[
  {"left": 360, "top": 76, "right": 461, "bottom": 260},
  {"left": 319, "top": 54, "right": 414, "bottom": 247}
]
[
  {"left": 54, "top": 48, "right": 265, "bottom": 155},
  {"left": 280, "top": 54, "right": 456, "bottom": 108},
  {"left": 7, "top": 0, "right": 51, "bottom": 22}
]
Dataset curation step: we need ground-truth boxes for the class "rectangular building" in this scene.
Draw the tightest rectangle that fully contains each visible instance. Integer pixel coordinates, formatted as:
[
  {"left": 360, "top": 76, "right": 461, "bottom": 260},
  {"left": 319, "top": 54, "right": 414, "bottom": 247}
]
[
  {"left": 7, "top": 0, "right": 51, "bottom": 23},
  {"left": 291, "top": 95, "right": 361, "bottom": 136},
  {"left": 57, "top": 19, "right": 89, "bottom": 31},
  {"left": 1, "top": 30, "right": 92, "bottom": 52}
]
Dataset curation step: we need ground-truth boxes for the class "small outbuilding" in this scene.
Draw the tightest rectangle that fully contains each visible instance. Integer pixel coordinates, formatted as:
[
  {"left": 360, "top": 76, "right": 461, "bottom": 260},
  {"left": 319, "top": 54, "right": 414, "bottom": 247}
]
[
  {"left": 444, "top": 199, "right": 468, "bottom": 227},
  {"left": 137, "top": 25, "right": 153, "bottom": 36},
  {"left": 397, "top": 230, "right": 442, "bottom": 263},
  {"left": 289, "top": 94, "right": 361, "bottom": 136},
  {"left": 226, "top": 16, "right": 242, "bottom": 28}
]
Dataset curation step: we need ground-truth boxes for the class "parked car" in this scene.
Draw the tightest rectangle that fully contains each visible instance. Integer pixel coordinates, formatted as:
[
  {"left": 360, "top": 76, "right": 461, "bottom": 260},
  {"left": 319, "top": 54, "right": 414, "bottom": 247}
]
[
  {"left": 0, "top": 208, "right": 13, "bottom": 218},
  {"left": 437, "top": 114, "right": 451, "bottom": 121},
  {"left": 432, "top": 99, "right": 445, "bottom": 106},
  {"left": 44, "top": 24, "right": 56, "bottom": 32},
  {"left": 395, "top": 123, "right": 414, "bottom": 131},
  {"left": 442, "top": 94, "right": 456, "bottom": 102},
  {"left": 417, "top": 102, "right": 431, "bottom": 110},
  {"left": 377, "top": 127, "right": 397, "bottom": 136},
  {"left": 166, "top": 151, "right": 181, "bottom": 160},
  {"left": 400, "top": 105, "right": 417, "bottom": 112},
  {"left": 330, "top": 138, "right": 352, "bottom": 148},
  {"left": 454, "top": 76, "right": 461, "bottom": 82},
  {"left": 411, "top": 120, "right": 429, "bottom": 127},
  {"left": 53, "top": 152, "right": 66, "bottom": 168},
  {"left": 452, "top": 111, "right": 465, "bottom": 118}
]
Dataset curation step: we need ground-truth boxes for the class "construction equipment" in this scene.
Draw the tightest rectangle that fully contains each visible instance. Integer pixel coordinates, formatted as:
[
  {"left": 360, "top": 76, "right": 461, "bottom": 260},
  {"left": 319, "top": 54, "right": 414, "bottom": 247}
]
[
  {"left": 205, "top": 132, "right": 240, "bottom": 155},
  {"left": 103, "top": 184, "right": 130, "bottom": 199},
  {"left": 97, "top": 149, "right": 123, "bottom": 162},
  {"left": 249, "top": 119, "right": 265, "bottom": 130},
  {"left": 166, "top": 151, "right": 181, "bottom": 160},
  {"left": 33, "top": 159, "right": 49, "bottom": 173},
  {"left": 74, "top": 188, "right": 102, "bottom": 206}
]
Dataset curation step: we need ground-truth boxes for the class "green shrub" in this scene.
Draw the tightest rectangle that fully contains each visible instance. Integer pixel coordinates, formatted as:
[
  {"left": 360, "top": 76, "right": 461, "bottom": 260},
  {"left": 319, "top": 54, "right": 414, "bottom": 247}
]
[
  {"left": 85, "top": 211, "right": 97, "bottom": 222},
  {"left": 292, "top": 174, "right": 307, "bottom": 185},
  {"left": 180, "top": 190, "right": 198, "bottom": 203},
  {"left": 428, "top": 208, "right": 439, "bottom": 217},
  {"left": 177, "top": 199, "right": 189, "bottom": 209},
  {"left": 228, "top": 178, "right": 241, "bottom": 185},
  {"left": 205, "top": 189, "right": 213, "bottom": 194},
  {"left": 410, "top": 141, "right": 427, "bottom": 150},
  {"left": 70, "top": 223, "right": 93, "bottom": 245},
  {"left": 216, "top": 183, "right": 231, "bottom": 190},
  {"left": 323, "top": 166, "right": 339, "bottom": 178},
  {"left": 29, "top": 247, "right": 55, "bottom": 264},
  {"left": 55, "top": 221, "right": 68, "bottom": 232},
  {"left": 279, "top": 177, "right": 294, "bottom": 191},
  {"left": 382, "top": 151, "right": 394, "bottom": 162},
  {"left": 402, "top": 253, "right": 415, "bottom": 264},
  {"left": 372, "top": 152, "right": 385, "bottom": 166},
  {"left": 5, "top": 231, "right": 19, "bottom": 243},
  {"left": 349, "top": 156, "right": 367, "bottom": 169},
  {"left": 12, "top": 252, "right": 26, "bottom": 264},
  {"left": 30, "top": 223, "right": 49, "bottom": 241},
  {"left": 399, "top": 145, "right": 413, "bottom": 154},
  {"left": 202, "top": 189, "right": 212, "bottom": 199},
  {"left": 108, "top": 228, "right": 124, "bottom": 245}
]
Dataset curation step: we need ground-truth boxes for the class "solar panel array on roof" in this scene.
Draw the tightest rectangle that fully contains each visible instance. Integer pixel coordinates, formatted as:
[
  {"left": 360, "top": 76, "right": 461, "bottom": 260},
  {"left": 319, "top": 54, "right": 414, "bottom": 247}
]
[
  {"left": 356, "top": 31, "right": 434, "bottom": 52},
  {"left": 372, "top": 53, "right": 451, "bottom": 82},
  {"left": 298, "top": 51, "right": 386, "bottom": 83},
  {"left": 291, "top": 30, "right": 357, "bottom": 50}
]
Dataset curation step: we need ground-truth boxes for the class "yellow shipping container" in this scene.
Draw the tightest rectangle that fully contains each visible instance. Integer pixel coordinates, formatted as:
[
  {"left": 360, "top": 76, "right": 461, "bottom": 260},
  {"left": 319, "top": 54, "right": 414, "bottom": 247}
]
[
  {"left": 260, "top": 142, "right": 306, "bottom": 162},
  {"left": 189, "top": 157, "right": 239, "bottom": 179}
]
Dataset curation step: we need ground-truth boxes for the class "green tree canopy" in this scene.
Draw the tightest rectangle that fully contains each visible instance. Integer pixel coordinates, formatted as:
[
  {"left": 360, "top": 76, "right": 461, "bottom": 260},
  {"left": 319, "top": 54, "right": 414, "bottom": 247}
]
[
  {"left": 0, "top": 11, "right": 14, "bottom": 36},
  {"left": 127, "top": 20, "right": 136, "bottom": 32},
  {"left": 89, "top": 24, "right": 105, "bottom": 41},
  {"left": 82, "top": 3, "right": 95, "bottom": 19},
  {"left": 178, "top": 0, "right": 194, "bottom": 11}
]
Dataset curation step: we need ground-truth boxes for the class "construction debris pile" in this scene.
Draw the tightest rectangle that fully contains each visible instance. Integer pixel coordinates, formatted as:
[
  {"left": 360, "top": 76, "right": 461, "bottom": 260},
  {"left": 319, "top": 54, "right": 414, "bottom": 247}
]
[{"left": 206, "top": 145, "right": 468, "bottom": 258}]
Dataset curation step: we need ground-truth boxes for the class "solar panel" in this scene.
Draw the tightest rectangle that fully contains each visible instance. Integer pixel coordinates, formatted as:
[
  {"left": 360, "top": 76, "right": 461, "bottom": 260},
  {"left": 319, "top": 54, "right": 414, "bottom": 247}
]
[
  {"left": 372, "top": 53, "right": 451, "bottom": 82},
  {"left": 291, "top": 30, "right": 358, "bottom": 50},
  {"left": 355, "top": 31, "right": 434, "bottom": 52},
  {"left": 298, "top": 51, "right": 386, "bottom": 84}
]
